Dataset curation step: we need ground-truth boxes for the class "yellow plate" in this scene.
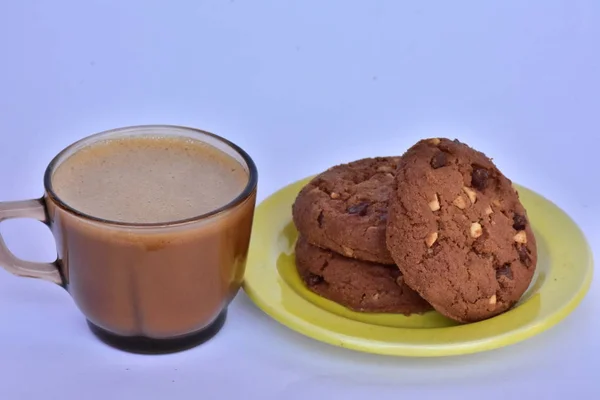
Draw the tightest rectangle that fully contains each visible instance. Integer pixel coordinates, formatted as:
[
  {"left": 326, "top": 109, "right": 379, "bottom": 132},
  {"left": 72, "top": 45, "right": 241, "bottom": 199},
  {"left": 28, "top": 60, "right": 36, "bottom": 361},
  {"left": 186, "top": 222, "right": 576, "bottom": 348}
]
[{"left": 242, "top": 176, "right": 594, "bottom": 357}]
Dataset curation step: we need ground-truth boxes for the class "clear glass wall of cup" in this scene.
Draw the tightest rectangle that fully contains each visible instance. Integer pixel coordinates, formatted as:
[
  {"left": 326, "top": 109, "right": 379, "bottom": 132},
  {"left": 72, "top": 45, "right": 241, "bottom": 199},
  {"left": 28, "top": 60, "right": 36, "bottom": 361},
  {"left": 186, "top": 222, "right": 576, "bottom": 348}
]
[{"left": 0, "top": 125, "right": 258, "bottom": 353}]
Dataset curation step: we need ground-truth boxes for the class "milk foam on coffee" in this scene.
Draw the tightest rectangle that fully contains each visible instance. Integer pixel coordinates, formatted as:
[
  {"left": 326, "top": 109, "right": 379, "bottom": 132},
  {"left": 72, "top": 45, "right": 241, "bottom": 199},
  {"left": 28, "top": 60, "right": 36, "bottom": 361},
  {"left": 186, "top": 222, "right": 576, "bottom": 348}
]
[{"left": 51, "top": 135, "right": 248, "bottom": 223}]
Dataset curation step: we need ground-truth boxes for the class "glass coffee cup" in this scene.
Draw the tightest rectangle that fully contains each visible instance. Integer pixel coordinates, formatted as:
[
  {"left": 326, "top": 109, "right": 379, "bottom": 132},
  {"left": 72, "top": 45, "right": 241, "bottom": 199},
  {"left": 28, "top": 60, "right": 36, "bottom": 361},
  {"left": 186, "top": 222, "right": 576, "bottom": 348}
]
[{"left": 0, "top": 125, "right": 258, "bottom": 353}]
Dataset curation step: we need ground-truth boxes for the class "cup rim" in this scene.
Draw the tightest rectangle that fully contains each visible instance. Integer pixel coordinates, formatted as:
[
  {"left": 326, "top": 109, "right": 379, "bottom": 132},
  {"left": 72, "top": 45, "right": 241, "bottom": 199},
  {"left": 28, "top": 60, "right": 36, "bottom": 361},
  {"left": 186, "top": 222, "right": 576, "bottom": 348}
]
[{"left": 43, "top": 124, "right": 258, "bottom": 228}]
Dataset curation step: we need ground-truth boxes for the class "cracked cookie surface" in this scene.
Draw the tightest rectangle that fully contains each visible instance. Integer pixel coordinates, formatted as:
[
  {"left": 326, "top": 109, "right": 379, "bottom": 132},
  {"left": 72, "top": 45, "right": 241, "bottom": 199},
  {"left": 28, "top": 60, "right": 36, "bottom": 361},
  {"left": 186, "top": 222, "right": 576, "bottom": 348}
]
[
  {"left": 386, "top": 138, "right": 537, "bottom": 323},
  {"left": 292, "top": 156, "right": 400, "bottom": 264},
  {"left": 295, "top": 236, "right": 432, "bottom": 314}
]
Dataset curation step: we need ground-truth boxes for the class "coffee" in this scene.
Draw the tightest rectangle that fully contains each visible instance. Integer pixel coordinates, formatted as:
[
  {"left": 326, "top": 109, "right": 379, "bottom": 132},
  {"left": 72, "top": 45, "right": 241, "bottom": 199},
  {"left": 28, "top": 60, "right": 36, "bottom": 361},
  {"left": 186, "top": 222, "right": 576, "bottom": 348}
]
[
  {"left": 52, "top": 136, "right": 248, "bottom": 223},
  {"left": 41, "top": 130, "right": 256, "bottom": 346}
]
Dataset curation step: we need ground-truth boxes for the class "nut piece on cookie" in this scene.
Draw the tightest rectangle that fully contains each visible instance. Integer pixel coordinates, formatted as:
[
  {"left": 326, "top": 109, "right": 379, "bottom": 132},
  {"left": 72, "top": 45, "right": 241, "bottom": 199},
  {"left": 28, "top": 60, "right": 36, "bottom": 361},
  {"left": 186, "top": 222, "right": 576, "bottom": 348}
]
[
  {"left": 470, "top": 222, "right": 483, "bottom": 238},
  {"left": 489, "top": 294, "right": 497, "bottom": 305},
  {"left": 462, "top": 186, "right": 477, "bottom": 204},
  {"left": 513, "top": 231, "right": 527, "bottom": 244},
  {"left": 330, "top": 192, "right": 340, "bottom": 199},
  {"left": 425, "top": 232, "right": 438, "bottom": 248},
  {"left": 484, "top": 205, "right": 494, "bottom": 215},
  {"left": 453, "top": 195, "right": 467, "bottom": 209},
  {"left": 428, "top": 193, "right": 441, "bottom": 211},
  {"left": 429, "top": 138, "right": 441, "bottom": 145},
  {"left": 342, "top": 245, "right": 355, "bottom": 257}
]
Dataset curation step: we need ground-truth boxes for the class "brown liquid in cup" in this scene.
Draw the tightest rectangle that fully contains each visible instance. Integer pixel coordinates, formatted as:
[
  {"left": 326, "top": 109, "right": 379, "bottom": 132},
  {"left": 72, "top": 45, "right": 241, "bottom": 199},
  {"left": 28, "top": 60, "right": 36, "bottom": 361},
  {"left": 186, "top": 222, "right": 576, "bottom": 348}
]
[
  {"left": 46, "top": 135, "right": 255, "bottom": 339},
  {"left": 51, "top": 136, "right": 248, "bottom": 223}
]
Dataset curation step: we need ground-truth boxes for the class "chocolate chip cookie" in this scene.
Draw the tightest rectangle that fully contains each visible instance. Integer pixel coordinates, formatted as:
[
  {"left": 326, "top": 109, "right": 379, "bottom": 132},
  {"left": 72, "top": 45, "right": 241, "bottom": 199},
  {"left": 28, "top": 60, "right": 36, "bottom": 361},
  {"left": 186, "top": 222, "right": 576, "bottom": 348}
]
[
  {"left": 295, "top": 236, "right": 432, "bottom": 314},
  {"left": 386, "top": 138, "right": 537, "bottom": 323},
  {"left": 292, "top": 157, "right": 400, "bottom": 264}
]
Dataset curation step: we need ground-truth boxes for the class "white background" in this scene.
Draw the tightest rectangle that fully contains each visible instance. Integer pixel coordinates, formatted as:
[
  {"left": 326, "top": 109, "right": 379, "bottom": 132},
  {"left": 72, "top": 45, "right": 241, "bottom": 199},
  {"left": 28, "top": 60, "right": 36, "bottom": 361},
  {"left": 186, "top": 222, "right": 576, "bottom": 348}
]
[{"left": 0, "top": 0, "right": 598, "bottom": 399}]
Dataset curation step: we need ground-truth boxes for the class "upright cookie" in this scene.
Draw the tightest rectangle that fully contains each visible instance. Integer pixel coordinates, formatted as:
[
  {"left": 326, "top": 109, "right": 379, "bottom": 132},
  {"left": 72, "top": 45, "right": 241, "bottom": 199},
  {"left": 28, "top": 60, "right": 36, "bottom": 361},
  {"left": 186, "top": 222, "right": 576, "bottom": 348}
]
[
  {"left": 295, "top": 236, "right": 432, "bottom": 314},
  {"left": 292, "top": 157, "right": 400, "bottom": 264},
  {"left": 386, "top": 138, "right": 537, "bottom": 323}
]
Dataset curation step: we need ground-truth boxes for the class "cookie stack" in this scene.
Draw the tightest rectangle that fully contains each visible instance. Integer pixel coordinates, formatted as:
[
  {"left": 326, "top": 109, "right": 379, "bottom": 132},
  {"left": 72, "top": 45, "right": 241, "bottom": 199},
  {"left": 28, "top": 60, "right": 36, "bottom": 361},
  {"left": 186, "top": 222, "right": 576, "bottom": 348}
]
[
  {"left": 292, "top": 156, "right": 432, "bottom": 315},
  {"left": 292, "top": 138, "right": 537, "bottom": 323}
]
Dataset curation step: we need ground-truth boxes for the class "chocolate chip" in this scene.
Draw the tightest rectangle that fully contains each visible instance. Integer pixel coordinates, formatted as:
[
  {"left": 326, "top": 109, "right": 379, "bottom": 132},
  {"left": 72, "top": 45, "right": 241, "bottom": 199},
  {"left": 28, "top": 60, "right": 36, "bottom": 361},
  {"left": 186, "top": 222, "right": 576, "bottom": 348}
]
[
  {"left": 453, "top": 139, "right": 461, "bottom": 143},
  {"left": 471, "top": 167, "right": 489, "bottom": 190},
  {"left": 347, "top": 202, "right": 369, "bottom": 216},
  {"left": 372, "top": 207, "right": 388, "bottom": 222},
  {"left": 513, "top": 214, "right": 527, "bottom": 230},
  {"left": 390, "top": 268, "right": 401, "bottom": 279},
  {"left": 306, "top": 273, "right": 324, "bottom": 286},
  {"left": 430, "top": 152, "right": 448, "bottom": 169},
  {"left": 517, "top": 244, "right": 531, "bottom": 267},
  {"left": 427, "top": 241, "right": 443, "bottom": 256},
  {"left": 496, "top": 264, "right": 513, "bottom": 280},
  {"left": 317, "top": 211, "right": 324, "bottom": 227},
  {"left": 472, "top": 236, "right": 487, "bottom": 255}
]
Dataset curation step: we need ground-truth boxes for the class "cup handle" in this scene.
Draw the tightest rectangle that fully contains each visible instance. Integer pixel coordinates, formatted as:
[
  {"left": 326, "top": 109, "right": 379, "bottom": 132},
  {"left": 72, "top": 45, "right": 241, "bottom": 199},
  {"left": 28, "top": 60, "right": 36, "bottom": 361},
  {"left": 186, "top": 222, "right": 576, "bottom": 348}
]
[{"left": 0, "top": 198, "right": 64, "bottom": 286}]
